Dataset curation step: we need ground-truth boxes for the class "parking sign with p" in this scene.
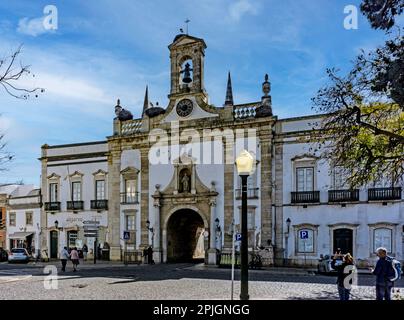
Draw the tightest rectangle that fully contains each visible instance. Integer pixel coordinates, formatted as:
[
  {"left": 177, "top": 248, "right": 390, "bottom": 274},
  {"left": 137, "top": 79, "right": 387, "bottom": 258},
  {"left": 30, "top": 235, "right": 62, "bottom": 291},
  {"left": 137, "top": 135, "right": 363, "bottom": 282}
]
[{"left": 299, "top": 230, "right": 309, "bottom": 240}]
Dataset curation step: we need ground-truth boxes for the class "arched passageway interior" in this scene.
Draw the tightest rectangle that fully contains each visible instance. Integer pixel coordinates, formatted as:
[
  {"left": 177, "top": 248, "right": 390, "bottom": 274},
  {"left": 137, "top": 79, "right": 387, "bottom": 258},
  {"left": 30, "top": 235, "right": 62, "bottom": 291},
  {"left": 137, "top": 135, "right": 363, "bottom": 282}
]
[{"left": 167, "top": 209, "right": 205, "bottom": 263}]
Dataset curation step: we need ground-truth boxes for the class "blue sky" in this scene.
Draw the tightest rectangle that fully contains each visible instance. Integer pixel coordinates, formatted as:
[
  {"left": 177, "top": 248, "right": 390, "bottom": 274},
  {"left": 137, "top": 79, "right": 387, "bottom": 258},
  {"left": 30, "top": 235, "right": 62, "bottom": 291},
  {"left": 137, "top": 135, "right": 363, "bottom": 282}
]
[{"left": 0, "top": 0, "right": 390, "bottom": 185}]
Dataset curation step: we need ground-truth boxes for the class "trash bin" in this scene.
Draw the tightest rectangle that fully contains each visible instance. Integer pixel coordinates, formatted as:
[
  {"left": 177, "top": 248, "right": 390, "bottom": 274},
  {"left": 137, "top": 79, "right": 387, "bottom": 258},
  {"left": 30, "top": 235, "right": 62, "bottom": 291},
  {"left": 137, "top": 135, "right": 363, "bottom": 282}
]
[{"left": 102, "top": 249, "right": 110, "bottom": 261}]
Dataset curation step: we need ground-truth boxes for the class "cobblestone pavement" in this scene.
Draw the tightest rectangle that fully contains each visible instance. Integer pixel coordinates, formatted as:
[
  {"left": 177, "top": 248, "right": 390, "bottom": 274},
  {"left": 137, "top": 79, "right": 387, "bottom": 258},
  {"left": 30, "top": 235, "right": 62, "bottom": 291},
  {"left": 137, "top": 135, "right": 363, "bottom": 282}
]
[{"left": 0, "top": 262, "right": 403, "bottom": 300}]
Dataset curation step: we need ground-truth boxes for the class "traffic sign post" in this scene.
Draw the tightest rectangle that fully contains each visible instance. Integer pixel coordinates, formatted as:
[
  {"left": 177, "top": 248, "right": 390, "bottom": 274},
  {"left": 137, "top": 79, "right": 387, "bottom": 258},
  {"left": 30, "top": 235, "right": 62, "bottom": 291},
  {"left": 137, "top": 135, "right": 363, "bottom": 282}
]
[{"left": 299, "top": 230, "right": 309, "bottom": 269}]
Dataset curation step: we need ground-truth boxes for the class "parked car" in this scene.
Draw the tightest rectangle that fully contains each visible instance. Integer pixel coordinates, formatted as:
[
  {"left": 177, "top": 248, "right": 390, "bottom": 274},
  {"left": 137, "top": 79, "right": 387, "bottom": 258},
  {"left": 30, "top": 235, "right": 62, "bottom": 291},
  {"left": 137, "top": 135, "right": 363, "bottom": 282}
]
[
  {"left": 8, "top": 248, "right": 30, "bottom": 263},
  {"left": 0, "top": 248, "right": 8, "bottom": 262}
]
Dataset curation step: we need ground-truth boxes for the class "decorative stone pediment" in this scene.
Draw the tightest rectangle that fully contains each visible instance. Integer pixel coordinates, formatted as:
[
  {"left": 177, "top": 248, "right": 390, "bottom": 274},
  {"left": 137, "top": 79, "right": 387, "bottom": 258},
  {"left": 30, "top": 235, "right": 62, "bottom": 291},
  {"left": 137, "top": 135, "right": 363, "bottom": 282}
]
[
  {"left": 93, "top": 169, "right": 108, "bottom": 177},
  {"left": 47, "top": 173, "right": 61, "bottom": 180},
  {"left": 291, "top": 154, "right": 319, "bottom": 162},
  {"left": 121, "top": 166, "right": 140, "bottom": 179},
  {"left": 68, "top": 171, "right": 84, "bottom": 179}
]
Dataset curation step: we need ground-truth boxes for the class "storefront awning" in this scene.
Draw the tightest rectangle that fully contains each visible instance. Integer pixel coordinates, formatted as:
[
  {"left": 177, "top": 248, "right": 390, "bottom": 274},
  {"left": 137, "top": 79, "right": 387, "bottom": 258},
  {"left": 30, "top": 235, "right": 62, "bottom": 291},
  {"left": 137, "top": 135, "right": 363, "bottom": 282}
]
[{"left": 8, "top": 232, "right": 34, "bottom": 239}]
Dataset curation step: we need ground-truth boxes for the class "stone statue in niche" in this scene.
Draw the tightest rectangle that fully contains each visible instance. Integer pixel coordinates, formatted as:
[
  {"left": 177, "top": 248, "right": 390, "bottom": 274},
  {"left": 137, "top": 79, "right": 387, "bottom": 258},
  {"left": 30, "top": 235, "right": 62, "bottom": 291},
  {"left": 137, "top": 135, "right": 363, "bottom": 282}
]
[{"left": 181, "top": 172, "right": 190, "bottom": 193}]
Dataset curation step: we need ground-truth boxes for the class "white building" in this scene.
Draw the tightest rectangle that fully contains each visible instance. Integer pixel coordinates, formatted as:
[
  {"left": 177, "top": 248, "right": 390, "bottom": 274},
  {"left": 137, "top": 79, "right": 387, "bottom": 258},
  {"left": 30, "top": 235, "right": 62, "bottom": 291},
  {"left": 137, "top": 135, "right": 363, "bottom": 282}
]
[
  {"left": 37, "top": 34, "right": 403, "bottom": 266},
  {"left": 6, "top": 185, "right": 41, "bottom": 257}
]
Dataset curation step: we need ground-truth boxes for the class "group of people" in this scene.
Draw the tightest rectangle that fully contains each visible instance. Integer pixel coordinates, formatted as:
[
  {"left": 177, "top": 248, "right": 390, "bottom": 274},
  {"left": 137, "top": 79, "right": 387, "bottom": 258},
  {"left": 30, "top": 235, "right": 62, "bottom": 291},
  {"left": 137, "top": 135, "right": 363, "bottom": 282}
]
[
  {"left": 60, "top": 244, "right": 88, "bottom": 272},
  {"left": 331, "top": 247, "right": 400, "bottom": 300}
]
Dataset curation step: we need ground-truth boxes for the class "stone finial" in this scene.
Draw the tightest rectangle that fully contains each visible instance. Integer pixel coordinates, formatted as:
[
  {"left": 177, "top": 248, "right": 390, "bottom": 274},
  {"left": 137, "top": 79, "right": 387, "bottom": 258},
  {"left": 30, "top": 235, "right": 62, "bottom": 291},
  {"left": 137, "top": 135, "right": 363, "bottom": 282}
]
[
  {"left": 224, "top": 71, "right": 234, "bottom": 106},
  {"left": 262, "top": 74, "right": 271, "bottom": 97}
]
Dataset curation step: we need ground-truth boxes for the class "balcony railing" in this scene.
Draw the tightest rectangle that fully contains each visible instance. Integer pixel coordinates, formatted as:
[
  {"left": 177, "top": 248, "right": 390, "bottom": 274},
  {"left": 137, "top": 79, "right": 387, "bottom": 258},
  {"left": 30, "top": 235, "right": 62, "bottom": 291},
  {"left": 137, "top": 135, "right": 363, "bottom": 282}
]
[
  {"left": 368, "top": 187, "right": 402, "bottom": 201},
  {"left": 44, "top": 202, "right": 61, "bottom": 211},
  {"left": 91, "top": 199, "right": 108, "bottom": 210},
  {"left": 120, "top": 192, "right": 139, "bottom": 204},
  {"left": 235, "top": 188, "right": 259, "bottom": 199},
  {"left": 291, "top": 191, "right": 320, "bottom": 204},
  {"left": 67, "top": 201, "right": 84, "bottom": 211},
  {"left": 328, "top": 189, "right": 359, "bottom": 203}
]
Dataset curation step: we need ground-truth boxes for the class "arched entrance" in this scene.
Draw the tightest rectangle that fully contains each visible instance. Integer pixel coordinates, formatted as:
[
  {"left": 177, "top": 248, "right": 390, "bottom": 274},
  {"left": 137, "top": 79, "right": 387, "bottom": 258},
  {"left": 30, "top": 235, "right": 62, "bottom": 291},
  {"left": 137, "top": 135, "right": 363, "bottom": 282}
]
[{"left": 166, "top": 209, "right": 205, "bottom": 263}]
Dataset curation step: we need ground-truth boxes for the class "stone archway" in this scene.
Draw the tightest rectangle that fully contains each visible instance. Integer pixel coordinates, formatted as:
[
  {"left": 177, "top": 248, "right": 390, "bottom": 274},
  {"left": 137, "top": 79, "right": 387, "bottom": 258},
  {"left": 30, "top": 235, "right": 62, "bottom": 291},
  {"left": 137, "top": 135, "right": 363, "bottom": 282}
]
[{"left": 166, "top": 208, "right": 206, "bottom": 263}]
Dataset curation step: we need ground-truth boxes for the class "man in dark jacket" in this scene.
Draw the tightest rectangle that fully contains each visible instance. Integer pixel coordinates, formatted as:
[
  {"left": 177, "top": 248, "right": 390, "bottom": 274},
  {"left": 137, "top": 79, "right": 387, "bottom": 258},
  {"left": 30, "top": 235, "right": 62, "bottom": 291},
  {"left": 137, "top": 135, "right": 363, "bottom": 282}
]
[{"left": 370, "top": 247, "right": 394, "bottom": 300}]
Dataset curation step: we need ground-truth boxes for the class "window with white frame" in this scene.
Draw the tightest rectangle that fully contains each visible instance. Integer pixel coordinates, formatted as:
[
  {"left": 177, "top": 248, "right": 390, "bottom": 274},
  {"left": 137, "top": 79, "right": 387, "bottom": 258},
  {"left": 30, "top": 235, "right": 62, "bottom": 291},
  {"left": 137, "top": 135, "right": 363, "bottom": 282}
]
[
  {"left": 332, "top": 166, "right": 346, "bottom": 190},
  {"left": 374, "top": 228, "right": 392, "bottom": 253},
  {"left": 72, "top": 182, "right": 81, "bottom": 201},
  {"left": 25, "top": 212, "right": 33, "bottom": 226},
  {"left": 9, "top": 212, "right": 16, "bottom": 226},
  {"left": 296, "top": 167, "right": 314, "bottom": 192},
  {"left": 49, "top": 183, "right": 58, "bottom": 202},
  {"left": 297, "top": 229, "right": 314, "bottom": 253},
  {"left": 95, "top": 180, "right": 105, "bottom": 200},
  {"left": 125, "top": 179, "right": 136, "bottom": 202},
  {"left": 126, "top": 215, "right": 136, "bottom": 231}
]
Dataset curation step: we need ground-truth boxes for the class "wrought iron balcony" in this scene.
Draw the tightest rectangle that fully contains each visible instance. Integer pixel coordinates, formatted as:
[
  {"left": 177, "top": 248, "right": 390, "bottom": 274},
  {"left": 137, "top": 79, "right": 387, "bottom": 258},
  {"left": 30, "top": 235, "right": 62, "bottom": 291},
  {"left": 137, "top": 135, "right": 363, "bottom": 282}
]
[
  {"left": 67, "top": 201, "right": 84, "bottom": 211},
  {"left": 120, "top": 192, "right": 139, "bottom": 204},
  {"left": 44, "top": 202, "right": 61, "bottom": 211},
  {"left": 91, "top": 199, "right": 108, "bottom": 210},
  {"left": 368, "top": 187, "right": 402, "bottom": 201},
  {"left": 291, "top": 191, "right": 320, "bottom": 204},
  {"left": 235, "top": 188, "right": 259, "bottom": 199},
  {"left": 328, "top": 189, "right": 359, "bottom": 203}
]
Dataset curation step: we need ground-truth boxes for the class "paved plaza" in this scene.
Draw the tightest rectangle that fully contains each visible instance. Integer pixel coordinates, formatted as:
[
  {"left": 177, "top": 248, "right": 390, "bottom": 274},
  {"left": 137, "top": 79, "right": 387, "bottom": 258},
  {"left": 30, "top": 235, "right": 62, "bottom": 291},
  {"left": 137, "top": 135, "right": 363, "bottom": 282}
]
[{"left": 1, "top": 262, "right": 403, "bottom": 300}]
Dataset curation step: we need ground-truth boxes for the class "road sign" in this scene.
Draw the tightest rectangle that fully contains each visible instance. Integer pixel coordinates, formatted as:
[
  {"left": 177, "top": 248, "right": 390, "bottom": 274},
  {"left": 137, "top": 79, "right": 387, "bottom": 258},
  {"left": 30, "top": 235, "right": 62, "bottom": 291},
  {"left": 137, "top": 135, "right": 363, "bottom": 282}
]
[
  {"left": 235, "top": 233, "right": 242, "bottom": 241},
  {"left": 123, "top": 231, "right": 130, "bottom": 241},
  {"left": 299, "top": 230, "right": 309, "bottom": 240}
]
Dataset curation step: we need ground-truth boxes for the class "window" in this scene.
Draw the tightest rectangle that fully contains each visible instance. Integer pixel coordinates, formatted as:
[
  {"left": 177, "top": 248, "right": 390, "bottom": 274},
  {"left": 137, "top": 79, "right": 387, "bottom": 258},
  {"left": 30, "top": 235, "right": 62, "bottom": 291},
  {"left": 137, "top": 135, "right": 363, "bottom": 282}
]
[
  {"left": 72, "top": 182, "right": 81, "bottom": 201},
  {"left": 25, "top": 212, "right": 33, "bottom": 226},
  {"left": 126, "top": 215, "right": 135, "bottom": 231},
  {"left": 125, "top": 179, "right": 136, "bottom": 202},
  {"left": 95, "top": 180, "right": 105, "bottom": 200},
  {"left": 374, "top": 228, "right": 392, "bottom": 253},
  {"left": 296, "top": 167, "right": 314, "bottom": 192},
  {"left": 9, "top": 212, "right": 16, "bottom": 226},
  {"left": 332, "top": 166, "right": 346, "bottom": 190},
  {"left": 68, "top": 231, "right": 78, "bottom": 248},
  {"left": 297, "top": 229, "right": 314, "bottom": 253},
  {"left": 49, "top": 183, "right": 58, "bottom": 202}
]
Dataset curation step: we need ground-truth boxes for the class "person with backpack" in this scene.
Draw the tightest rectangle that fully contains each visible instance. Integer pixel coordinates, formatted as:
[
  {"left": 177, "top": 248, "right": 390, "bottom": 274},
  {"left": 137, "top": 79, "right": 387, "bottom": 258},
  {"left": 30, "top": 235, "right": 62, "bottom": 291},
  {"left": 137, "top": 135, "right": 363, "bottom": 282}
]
[
  {"left": 331, "top": 252, "right": 356, "bottom": 300},
  {"left": 370, "top": 247, "right": 401, "bottom": 300}
]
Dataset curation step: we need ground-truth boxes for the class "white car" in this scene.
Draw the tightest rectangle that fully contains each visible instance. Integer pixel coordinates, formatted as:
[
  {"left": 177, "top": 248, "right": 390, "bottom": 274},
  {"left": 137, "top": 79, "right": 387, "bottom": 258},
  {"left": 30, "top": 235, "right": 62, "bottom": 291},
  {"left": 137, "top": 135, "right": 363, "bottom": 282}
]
[{"left": 8, "top": 248, "right": 30, "bottom": 263}]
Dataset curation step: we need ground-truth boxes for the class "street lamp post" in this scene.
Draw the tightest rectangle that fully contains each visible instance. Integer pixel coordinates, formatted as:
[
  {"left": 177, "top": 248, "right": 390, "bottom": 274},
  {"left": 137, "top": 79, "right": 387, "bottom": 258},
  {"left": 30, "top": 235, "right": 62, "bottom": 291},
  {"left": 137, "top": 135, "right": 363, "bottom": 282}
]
[
  {"left": 235, "top": 150, "right": 254, "bottom": 301},
  {"left": 284, "top": 218, "right": 291, "bottom": 266}
]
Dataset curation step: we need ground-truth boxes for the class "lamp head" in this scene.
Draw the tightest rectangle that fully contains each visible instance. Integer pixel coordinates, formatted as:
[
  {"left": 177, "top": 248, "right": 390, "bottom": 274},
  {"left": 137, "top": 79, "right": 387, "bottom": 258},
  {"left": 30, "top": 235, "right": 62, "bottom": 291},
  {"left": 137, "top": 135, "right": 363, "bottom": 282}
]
[
  {"left": 54, "top": 220, "right": 59, "bottom": 229},
  {"left": 146, "top": 220, "right": 150, "bottom": 228},
  {"left": 235, "top": 150, "right": 254, "bottom": 176}
]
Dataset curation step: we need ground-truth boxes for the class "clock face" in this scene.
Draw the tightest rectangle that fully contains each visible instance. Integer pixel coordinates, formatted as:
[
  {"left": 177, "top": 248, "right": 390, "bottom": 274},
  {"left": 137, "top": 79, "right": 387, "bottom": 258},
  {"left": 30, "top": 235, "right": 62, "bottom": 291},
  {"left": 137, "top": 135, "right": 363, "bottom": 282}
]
[{"left": 176, "top": 99, "right": 193, "bottom": 117}]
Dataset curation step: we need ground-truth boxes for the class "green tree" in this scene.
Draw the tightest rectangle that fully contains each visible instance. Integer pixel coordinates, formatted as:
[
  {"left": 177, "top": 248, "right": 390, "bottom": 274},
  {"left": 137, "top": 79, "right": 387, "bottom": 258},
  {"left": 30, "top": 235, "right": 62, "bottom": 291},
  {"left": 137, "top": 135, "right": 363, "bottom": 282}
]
[{"left": 312, "top": 0, "right": 403, "bottom": 187}]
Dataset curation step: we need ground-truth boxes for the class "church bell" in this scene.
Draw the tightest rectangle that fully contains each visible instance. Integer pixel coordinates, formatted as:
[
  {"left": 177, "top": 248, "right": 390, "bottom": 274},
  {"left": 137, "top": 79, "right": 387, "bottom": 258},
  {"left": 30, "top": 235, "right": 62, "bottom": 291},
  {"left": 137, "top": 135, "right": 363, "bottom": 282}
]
[{"left": 181, "top": 62, "right": 193, "bottom": 84}]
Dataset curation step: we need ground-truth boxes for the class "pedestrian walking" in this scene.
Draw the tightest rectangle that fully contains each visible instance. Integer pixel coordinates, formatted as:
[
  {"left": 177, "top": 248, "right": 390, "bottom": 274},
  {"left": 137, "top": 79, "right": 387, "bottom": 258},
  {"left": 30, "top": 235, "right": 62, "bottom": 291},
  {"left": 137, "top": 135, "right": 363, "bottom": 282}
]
[
  {"left": 82, "top": 244, "right": 88, "bottom": 261},
  {"left": 370, "top": 247, "right": 396, "bottom": 300},
  {"left": 331, "top": 252, "right": 355, "bottom": 300},
  {"left": 70, "top": 247, "right": 80, "bottom": 272},
  {"left": 60, "top": 246, "right": 70, "bottom": 272}
]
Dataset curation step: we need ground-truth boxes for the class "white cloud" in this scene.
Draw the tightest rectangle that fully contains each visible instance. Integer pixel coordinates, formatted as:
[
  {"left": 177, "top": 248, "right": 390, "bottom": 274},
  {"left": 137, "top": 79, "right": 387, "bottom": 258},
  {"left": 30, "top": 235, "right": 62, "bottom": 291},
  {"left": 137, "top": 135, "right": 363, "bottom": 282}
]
[
  {"left": 228, "top": 0, "right": 258, "bottom": 22},
  {"left": 17, "top": 16, "right": 50, "bottom": 37}
]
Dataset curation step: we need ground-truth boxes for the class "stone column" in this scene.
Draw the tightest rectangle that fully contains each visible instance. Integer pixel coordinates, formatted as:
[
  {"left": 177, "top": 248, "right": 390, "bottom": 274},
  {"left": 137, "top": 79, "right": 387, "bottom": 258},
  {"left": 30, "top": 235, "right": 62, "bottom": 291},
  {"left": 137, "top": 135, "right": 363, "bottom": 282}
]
[
  {"left": 207, "top": 197, "right": 217, "bottom": 265},
  {"left": 108, "top": 148, "right": 122, "bottom": 261},
  {"left": 260, "top": 127, "right": 273, "bottom": 249},
  {"left": 223, "top": 136, "right": 234, "bottom": 251},
  {"left": 40, "top": 145, "right": 48, "bottom": 254},
  {"left": 274, "top": 142, "right": 285, "bottom": 266},
  {"left": 139, "top": 147, "right": 150, "bottom": 249},
  {"left": 152, "top": 185, "right": 162, "bottom": 263}
]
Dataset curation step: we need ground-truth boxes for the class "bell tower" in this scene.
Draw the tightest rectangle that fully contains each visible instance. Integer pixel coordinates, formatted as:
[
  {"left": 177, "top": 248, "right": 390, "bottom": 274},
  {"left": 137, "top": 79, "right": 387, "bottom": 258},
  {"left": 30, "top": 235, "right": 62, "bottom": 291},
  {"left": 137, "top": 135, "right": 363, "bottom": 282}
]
[{"left": 168, "top": 34, "right": 208, "bottom": 101}]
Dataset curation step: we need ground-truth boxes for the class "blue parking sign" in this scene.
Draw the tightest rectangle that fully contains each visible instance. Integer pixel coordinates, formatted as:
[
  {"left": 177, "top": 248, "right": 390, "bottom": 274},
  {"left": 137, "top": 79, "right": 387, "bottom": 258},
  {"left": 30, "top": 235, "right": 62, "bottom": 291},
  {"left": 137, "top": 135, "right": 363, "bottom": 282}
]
[
  {"left": 123, "top": 231, "right": 130, "bottom": 240},
  {"left": 235, "top": 233, "right": 242, "bottom": 241},
  {"left": 299, "top": 230, "right": 309, "bottom": 240}
]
